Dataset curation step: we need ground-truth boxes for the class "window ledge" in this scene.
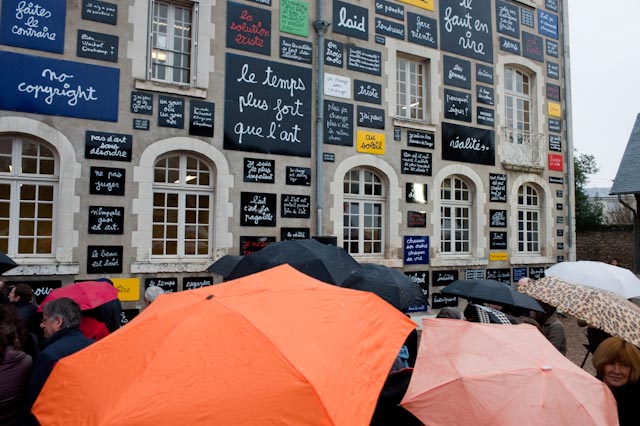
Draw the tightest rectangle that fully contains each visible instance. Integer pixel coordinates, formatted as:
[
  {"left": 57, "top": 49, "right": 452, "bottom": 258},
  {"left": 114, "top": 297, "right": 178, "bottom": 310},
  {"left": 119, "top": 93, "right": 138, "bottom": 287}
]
[
  {"left": 135, "top": 80, "right": 207, "bottom": 98},
  {"left": 513, "top": 0, "right": 537, "bottom": 9},
  {"left": 131, "top": 260, "right": 212, "bottom": 274},
  {"left": 510, "top": 255, "right": 555, "bottom": 265},
  {"left": 430, "top": 256, "right": 489, "bottom": 267},
  {"left": 392, "top": 117, "right": 437, "bottom": 132},
  {"left": 5, "top": 263, "right": 80, "bottom": 276}
]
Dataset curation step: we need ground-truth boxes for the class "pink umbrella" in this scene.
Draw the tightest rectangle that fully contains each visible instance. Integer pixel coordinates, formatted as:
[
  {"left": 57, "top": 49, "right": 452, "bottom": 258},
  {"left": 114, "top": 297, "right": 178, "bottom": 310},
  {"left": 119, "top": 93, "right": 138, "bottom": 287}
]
[{"left": 37, "top": 281, "right": 118, "bottom": 311}]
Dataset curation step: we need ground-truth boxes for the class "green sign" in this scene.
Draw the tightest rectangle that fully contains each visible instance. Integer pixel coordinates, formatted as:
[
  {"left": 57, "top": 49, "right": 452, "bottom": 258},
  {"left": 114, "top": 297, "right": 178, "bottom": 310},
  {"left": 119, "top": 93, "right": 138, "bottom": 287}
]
[{"left": 280, "top": 0, "right": 309, "bottom": 37}]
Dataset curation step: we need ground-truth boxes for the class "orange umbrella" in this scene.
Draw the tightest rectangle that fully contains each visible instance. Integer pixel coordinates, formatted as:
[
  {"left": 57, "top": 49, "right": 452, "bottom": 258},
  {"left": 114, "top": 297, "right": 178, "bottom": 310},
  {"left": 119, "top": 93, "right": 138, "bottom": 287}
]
[
  {"left": 401, "top": 319, "right": 618, "bottom": 426},
  {"left": 33, "top": 265, "right": 416, "bottom": 425}
]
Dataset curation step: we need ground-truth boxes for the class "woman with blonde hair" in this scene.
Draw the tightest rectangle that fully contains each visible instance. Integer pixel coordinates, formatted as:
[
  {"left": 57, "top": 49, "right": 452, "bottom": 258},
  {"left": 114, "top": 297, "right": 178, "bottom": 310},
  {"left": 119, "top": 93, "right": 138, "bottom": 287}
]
[{"left": 592, "top": 336, "right": 640, "bottom": 426}]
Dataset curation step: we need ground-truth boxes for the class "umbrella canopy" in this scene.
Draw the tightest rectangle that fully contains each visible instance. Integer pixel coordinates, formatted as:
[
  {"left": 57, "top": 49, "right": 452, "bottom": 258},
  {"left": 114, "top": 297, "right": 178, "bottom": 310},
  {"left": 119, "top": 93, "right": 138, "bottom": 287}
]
[
  {"left": 206, "top": 254, "right": 244, "bottom": 277},
  {"left": 545, "top": 260, "right": 640, "bottom": 298},
  {"left": 400, "top": 318, "right": 618, "bottom": 426},
  {"left": 33, "top": 265, "right": 416, "bottom": 426},
  {"left": 0, "top": 251, "right": 18, "bottom": 274},
  {"left": 518, "top": 276, "right": 640, "bottom": 347},
  {"left": 37, "top": 281, "right": 118, "bottom": 311},
  {"left": 225, "top": 238, "right": 362, "bottom": 285},
  {"left": 441, "top": 279, "right": 543, "bottom": 312},
  {"left": 341, "top": 263, "right": 428, "bottom": 313}
]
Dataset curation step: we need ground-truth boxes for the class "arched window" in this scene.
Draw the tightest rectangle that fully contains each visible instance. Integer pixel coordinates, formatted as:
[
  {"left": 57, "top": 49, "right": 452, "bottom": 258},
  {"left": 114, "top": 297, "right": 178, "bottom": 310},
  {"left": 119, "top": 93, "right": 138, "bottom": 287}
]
[
  {"left": 0, "top": 135, "right": 57, "bottom": 256},
  {"left": 440, "top": 176, "right": 471, "bottom": 254},
  {"left": 152, "top": 152, "right": 213, "bottom": 257},
  {"left": 343, "top": 168, "right": 385, "bottom": 256},
  {"left": 504, "top": 67, "right": 533, "bottom": 144},
  {"left": 517, "top": 183, "right": 540, "bottom": 253}
]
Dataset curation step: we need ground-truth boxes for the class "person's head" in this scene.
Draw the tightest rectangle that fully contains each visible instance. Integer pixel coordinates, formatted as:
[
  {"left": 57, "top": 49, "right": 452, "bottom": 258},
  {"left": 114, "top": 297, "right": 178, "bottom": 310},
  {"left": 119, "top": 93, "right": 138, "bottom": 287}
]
[
  {"left": 436, "top": 307, "right": 465, "bottom": 320},
  {"left": 144, "top": 286, "right": 164, "bottom": 306},
  {"left": 9, "top": 283, "right": 33, "bottom": 304},
  {"left": 611, "top": 258, "right": 619, "bottom": 266},
  {"left": 41, "top": 297, "right": 82, "bottom": 338},
  {"left": 592, "top": 336, "right": 640, "bottom": 388},
  {"left": 0, "top": 303, "right": 28, "bottom": 362}
]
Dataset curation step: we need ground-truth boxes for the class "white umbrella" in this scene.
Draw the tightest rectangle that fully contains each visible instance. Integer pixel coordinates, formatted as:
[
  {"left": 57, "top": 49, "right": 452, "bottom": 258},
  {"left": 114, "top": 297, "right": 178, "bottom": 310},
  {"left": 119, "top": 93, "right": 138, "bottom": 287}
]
[{"left": 545, "top": 261, "right": 640, "bottom": 299}]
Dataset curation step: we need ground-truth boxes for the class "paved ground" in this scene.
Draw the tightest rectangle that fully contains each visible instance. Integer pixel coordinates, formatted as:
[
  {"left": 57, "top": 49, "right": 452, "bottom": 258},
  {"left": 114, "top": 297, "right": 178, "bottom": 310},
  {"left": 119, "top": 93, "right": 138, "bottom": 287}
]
[{"left": 560, "top": 314, "right": 596, "bottom": 375}]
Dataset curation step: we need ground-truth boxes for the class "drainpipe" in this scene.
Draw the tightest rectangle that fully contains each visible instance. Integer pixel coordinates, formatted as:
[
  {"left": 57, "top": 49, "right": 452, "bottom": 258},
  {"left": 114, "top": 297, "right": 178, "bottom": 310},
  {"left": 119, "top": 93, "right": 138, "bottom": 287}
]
[
  {"left": 314, "top": 3, "right": 330, "bottom": 237},
  {"left": 561, "top": 3, "right": 576, "bottom": 261},
  {"left": 618, "top": 194, "right": 639, "bottom": 273}
]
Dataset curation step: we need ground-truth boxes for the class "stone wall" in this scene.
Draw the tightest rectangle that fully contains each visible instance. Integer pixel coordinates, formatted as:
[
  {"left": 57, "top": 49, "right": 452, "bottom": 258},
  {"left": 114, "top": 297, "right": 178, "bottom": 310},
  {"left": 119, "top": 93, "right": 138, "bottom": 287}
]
[{"left": 576, "top": 224, "right": 635, "bottom": 269}]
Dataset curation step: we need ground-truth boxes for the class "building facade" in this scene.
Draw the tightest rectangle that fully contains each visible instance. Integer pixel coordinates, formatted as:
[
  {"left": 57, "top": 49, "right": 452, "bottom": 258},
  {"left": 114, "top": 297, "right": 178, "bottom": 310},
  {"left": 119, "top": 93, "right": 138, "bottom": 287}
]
[{"left": 0, "top": 0, "right": 574, "bottom": 316}]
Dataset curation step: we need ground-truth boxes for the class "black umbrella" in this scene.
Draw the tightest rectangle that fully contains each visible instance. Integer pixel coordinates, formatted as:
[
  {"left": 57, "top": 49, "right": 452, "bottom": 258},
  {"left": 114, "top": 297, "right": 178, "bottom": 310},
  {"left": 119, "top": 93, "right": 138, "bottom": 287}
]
[
  {"left": 341, "top": 263, "right": 428, "bottom": 313},
  {"left": 441, "top": 279, "right": 544, "bottom": 312},
  {"left": 225, "top": 239, "right": 362, "bottom": 285},
  {"left": 0, "top": 252, "right": 18, "bottom": 274},
  {"left": 207, "top": 255, "right": 244, "bottom": 278}
]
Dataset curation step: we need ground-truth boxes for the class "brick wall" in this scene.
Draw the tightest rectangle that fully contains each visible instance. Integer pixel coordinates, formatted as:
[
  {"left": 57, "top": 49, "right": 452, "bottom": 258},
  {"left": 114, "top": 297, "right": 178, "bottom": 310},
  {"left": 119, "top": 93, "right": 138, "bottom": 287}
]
[{"left": 576, "top": 224, "right": 634, "bottom": 268}]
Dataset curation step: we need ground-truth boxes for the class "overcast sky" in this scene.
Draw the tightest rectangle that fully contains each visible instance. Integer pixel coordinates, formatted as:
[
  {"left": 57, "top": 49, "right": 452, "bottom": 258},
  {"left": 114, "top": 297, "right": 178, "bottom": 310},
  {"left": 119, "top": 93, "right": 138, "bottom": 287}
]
[{"left": 567, "top": 1, "right": 640, "bottom": 188}]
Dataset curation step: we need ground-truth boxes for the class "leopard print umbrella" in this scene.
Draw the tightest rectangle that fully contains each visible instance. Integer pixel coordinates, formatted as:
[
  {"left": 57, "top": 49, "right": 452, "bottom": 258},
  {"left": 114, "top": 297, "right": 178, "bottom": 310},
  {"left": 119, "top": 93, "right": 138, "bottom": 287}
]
[{"left": 517, "top": 276, "right": 640, "bottom": 347}]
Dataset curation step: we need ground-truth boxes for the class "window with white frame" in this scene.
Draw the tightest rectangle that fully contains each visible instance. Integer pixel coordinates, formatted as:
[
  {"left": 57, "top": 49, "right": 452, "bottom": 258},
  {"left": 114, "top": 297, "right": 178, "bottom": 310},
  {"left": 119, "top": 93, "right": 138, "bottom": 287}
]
[
  {"left": 152, "top": 153, "right": 213, "bottom": 257},
  {"left": 504, "top": 67, "right": 532, "bottom": 144},
  {"left": 396, "top": 55, "right": 428, "bottom": 120},
  {"left": 440, "top": 176, "right": 471, "bottom": 254},
  {"left": 0, "top": 135, "right": 57, "bottom": 257},
  {"left": 151, "top": 0, "right": 195, "bottom": 85},
  {"left": 517, "top": 183, "right": 540, "bottom": 253},
  {"left": 343, "top": 168, "right": 384, "bottom": 256}
]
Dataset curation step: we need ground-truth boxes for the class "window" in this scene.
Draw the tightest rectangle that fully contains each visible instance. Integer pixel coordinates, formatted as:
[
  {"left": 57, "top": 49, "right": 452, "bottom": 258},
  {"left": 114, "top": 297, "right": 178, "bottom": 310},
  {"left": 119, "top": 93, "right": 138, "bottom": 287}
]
[
  {"left": 151, "top": 1, "right": 194, "bottom": 85},
  {"left": 0, "top": 135, "right": 57, "bottom": 257},
  {"left": 440, "top": 176, "right": 471, "bottom": 254},
  {"left": 518, "top": 184, "right": 540, "bottom": 253},
  {"left": 504, "top": 67, "right": 532, "bottom": 144},
  {"left": 152, "top": 153, "right": 213, "bottom": 257},
  {"left": 396, "top": 56, "right": 427, "bottom": 120},
  {"left": 343, "top": 168, "right": 384, "bottom": 256}
]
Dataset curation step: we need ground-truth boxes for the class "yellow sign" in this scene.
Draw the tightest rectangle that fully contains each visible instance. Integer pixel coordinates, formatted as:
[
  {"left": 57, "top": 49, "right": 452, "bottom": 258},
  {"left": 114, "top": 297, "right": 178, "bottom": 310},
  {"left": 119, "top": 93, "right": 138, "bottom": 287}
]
[
  {"left": 398, "top": 0, "right": 434, "bottom": 11},
  {"left": 112, "top": 278, "right": 141, "bottom": 302},
  {"left": 356, "top": 131, "right": 385, "bottom": 155},
  {"left": 489, "top": 252, "right": 508, "bottom": 261},
  {"left": 548, "top": 102, "right": 561, "bottom": 118}
]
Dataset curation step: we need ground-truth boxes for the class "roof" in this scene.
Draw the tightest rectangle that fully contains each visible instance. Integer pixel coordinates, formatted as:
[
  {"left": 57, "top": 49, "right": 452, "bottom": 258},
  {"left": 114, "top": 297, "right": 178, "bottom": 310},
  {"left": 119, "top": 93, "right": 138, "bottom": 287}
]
[{"left": 611, "top": 113, "right": 640, "bottom": 195}]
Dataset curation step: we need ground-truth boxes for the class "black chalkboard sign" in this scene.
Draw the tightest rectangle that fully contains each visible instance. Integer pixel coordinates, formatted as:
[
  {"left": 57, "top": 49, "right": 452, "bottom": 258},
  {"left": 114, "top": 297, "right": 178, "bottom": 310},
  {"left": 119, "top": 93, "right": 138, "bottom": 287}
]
[
  {"left": 489, "top": 173, "right": 507, "bottom": 202},
  {"left": 432, "top": 293, "right": 458, "bottom": 309},
  {"left": 407, "top": 130, "right": 434, "bottom": 149},
  {"left": 85, "top": 131, "right": 131, "bottom": 162},
  {"left": 445, "top": 89, "right": 472, "bottom": 122},
  {"left": 557, "top": 229, "right": 564, "bottom": 237},
  {"left": 465, "top": 269, "right": 485, "bottom": 280},
  {"left": 131, "top": 92, "right": 153, "bottom": 115},
  {"left": 375, "top": 0, "right": 404, "bottom": 20},
  {"left": 407, "top": 211, "right": 427, "bottom": 228},
  {"left": 486, "top": 268, "right": 511, "bottom": 284},
  {"left": 512, "top": 267, "right": 527, "bottom": 282},
  {"left": 439, "top": 0, "right": 493, "bottom": 63},
  {"left": 133, "top": 119, "right": 149, "bottom": 131},
  {"left": 281, "top": 194, "right": 311, "bottom": 218},
  {"left": 324, "top": 100, "right": 353, "bottom": 146},
  {"left": 476, "top": 64, "right": 494, "bottom": 85},
  {"left": 240, "top": 236, "right": 276, "bottom": 255},
  {"left": 183, "top": 277, "right": 214, "bottom": 290},
  {"left": 158, "top": 96, "right": 185, "bottom": 129},
  {"left": 546, "top": 39, "right": 559, "bottom": 57},
  {"left": 500, "top": 36, "right": 521, "bottom": 55},
  {"left": 432, "top": 270, "right": 458, "bottom": 287},
  {"left": 490, "top": 231, "right": 508, "bottom": 250},
  {"left": 375, "top": 17, "right": 404, "bottom": 40},
  {"left": 549, "top": 176, "right": 564, "bottom": 185},
  {"left": 477, "top": 85, "right": 494, "bottom": 106},
  {"left": 22, "top": 280, "right": 61, "bottom": 305},
  {"left": 82, "top": 0, "right": 117, "bottom": 25},
  {"left": 557, "top": 255, "right": 565, "bottom": 262},
  {"left": 394, "top": 127, "right": 402, "bottom": 141},
  {"left": 240, "top": 192, "right": 277, "bottom": 226},
  {"left": 354, "top": 80, "right": 382, "bottom": 105},
  {"left": 556, "top": 190, "right": 564, "bottom": 198},
  {"left": 333, "top": 0, "right": 369, "bottom": 41},
  {"left": 405, "top": 270, "right": 428, "bottom": 292},
  {"left": 323, "top": 152, "right": 335, "bottom": 162},
  {"left": 280, "top": 36, "right": 313, "bottom": 64},
  {"left": 90, "top": 167, "right": 125, "bottom": 196},
  {"left": 120, "top": 309, "right": 139, "bottom": 326},
  {"left": 547, "top": 62, "right": 560, "bottom": 80},
  {"left": 88, "top": 206, "right": 124, "bottom": 234},
  {"left": 401, "top": 150, "right": 432, "bottom": 176},
  {"left": 281, "top": 227, "right": 310, "bottom": 240},
  {"left": 549, "top": 135, "right": 562, "bottom": 152},
  {"left": 145, "top": 277, "right": 178, "bottom": 294},
  {"left": 496, "top": 0, "right": 519, "bottom": 38},
  {"left": 477, "top": 107, "right": 495, "bottom": 127},
  {"left": 224, "top": 53, "right": 312, "bottom": 157},
  {"left": 226, "top": 2, "right": 271, "bottom": 56},
  {"left": 521, "top": 8, "right": 534, "bottom": 28},
  {"left": 407, "top": 12, "right": 437, "bottom": 48},
  {"left": 87, "top": 245, "right": 123, "bottom": 274},
  {"left": 406, "top": 182, "right": 427, "bottom": 204},
  {"left": 375, "top": 35, "right": 386, "bottom": 45},
  {"left": 489, "top": 209, "right": 507, "bottom": 228},
  {"left": 77, "top": 30, "right": 118, "bottom": 63},
  {"left": 547, "top": 84, "right": 561, "bottom": 102},
  {"left": 557, "top": 216, "right": 564, "bottom": 224},
  {"left": 529, "top": 267, "right": 545, "bottom": 280},
  {"left": 244, "top": 158, "right": 275, "bottom": 183},
  {"left": 404, "top": 236, "right": 429, "bottom": 265},
  {"left": 523, "top": 32, "right": 544, "bottom": 62},
  {"left": 546, "top": 0, "right": 558, "bottom": 12},
  {"left": 443, "top": 56, "right": 471, "bottom": 90},
  {"left": 549, "top": 118, "right": 561, "bottom": 133},
  {"left": 286, "top": 166, "right": 311, "bottom": 186},
  {"left": 556, "top": 203, "right": 563, "bottom": 211},
  {"left": 324, "top": 39, "right": 344, "bottom": 68},
  {"left": 357, "top": 106, "right": 385, "bottom": 129},
  {"left": 189, "top": 100, "right": 214, "bottom": 137},
  {"left": 442, "top": 123, "right": 495, "bottom": 166},
  {"left": 347, "top": 46, "right": 382, "bottom": 76}
]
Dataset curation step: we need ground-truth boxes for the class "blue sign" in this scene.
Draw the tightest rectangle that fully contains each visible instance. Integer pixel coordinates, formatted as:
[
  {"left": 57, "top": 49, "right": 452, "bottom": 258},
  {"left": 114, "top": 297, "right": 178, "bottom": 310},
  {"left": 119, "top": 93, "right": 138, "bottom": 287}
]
[
  {"left": 0, "top": 51, "right": 120, "bottom": 122},
  {"left": 404, "top": 236, "right": 429, "bottom": 265},
  {"left": 512, "top": 267, "right": 528, "bottom": 283},
  {"left": 538, "top": 10, "right": 559, "bottom": 39},
  {"left": 0, "top": 0, "right": 66, "bottom": 53}
]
